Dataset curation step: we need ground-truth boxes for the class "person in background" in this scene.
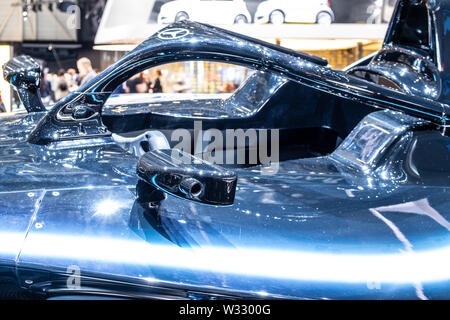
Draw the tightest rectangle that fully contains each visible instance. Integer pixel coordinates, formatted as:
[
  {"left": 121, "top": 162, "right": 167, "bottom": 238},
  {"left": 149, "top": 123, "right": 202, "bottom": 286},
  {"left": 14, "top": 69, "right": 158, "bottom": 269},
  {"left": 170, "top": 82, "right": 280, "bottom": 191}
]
[
  {"left": 67, "top": 68, "right": 80, "bottom": 92},
  {"left": 220, "top": 83, "right": 236, "bottom": 93},
  {"left": 0, "top": 89, "right": 6, "bottom": 113},
  {"left": 125, "top": 74, "right": 140, "bottom": 94},
  {"left": 77, "top": 57, "right": 97, "bottom": 88},
  {"left": 125, "top": 72, "right": 150, "bottom": 94},
  {"left": 54, "top": 69, "right": 69, "bottom": 101},
  {"left": 141, "top": 71, "right": 152, "bottom": 93},
  {"left": 40, "top": 71, "right": 53, "bottom": 106},
  {"left": 48, "top": 72, "right": 58, "bottom": 100},
  {"left": 112, "top": 82, "right": 126, "bottom": 95},
  {"left": 151, "top": 69, "right": 163, "bottom": 93}
]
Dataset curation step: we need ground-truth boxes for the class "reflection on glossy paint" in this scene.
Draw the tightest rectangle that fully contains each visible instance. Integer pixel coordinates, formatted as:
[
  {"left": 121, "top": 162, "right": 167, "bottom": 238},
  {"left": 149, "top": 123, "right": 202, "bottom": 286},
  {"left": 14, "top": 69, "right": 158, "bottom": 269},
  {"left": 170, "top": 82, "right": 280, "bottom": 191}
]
[
  {"left": 0, "top": 2, "right": 449, "bottom": 299},
  {"left": 369, "top": 197, "right": 450, "bottom": 299},
  {"left": 375, "top": 198, "right": 450, "bottom": 231},
  {"left": 15, "top": 232, "right": 450, "bottom": 284},
  {"left": 0, "top": 232, "right": 26, "bottom": 256},
  {"left": 94, "top": 199, "right": 124, "bottom": 217}
]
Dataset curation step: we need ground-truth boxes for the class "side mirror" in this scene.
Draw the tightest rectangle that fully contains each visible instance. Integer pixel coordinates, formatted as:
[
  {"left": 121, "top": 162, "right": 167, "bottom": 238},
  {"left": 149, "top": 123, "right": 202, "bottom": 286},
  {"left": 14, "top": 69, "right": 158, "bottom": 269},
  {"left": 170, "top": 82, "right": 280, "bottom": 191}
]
[
  {"left": 137, "top": 149, "right": 237, "bottom": 206},
  {"left": 3, "top": 55, "right": 46, "bottom": 113}
]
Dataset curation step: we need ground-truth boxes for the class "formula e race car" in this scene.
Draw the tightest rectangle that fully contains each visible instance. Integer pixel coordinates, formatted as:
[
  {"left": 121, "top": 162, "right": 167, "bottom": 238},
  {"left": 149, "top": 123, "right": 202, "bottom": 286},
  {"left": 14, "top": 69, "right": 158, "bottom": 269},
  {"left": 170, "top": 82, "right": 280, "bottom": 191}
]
[{"left": 0, "top": 0, "right": 449, "bottom": 299}]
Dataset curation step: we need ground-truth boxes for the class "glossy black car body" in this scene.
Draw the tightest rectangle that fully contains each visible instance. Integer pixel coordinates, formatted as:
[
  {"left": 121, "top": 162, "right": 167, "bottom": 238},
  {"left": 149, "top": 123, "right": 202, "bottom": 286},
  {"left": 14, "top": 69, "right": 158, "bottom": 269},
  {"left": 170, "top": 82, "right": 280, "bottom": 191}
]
[{"left": 0, "top": 0, "right": 449, "bottom": 299}]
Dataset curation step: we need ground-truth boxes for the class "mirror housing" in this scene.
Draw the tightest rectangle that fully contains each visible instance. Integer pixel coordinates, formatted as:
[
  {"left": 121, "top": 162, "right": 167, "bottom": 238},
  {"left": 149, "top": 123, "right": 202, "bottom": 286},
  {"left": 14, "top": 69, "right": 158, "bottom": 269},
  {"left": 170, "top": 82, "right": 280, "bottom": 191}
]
[
  {"left": 3, "top": 55, "right": 46, "bottom": 113},
  {"left": 137, "top": 149, "right": 237, "bottom": 206}
]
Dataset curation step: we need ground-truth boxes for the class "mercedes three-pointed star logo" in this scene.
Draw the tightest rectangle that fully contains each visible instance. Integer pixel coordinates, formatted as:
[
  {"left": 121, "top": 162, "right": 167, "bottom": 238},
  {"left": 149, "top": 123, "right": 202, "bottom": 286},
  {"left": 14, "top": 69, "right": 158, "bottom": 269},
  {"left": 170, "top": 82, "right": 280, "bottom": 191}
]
[{"left": 157, "top": 28, "right": 191, "bottom": 40}]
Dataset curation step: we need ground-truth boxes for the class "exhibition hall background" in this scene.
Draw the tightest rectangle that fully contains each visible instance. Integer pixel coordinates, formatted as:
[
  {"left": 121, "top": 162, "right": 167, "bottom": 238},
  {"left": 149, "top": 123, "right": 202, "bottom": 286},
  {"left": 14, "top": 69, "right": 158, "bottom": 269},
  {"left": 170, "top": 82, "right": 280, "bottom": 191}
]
[{"left": 0, "top": 0, "right": 394, "bottom": 112}]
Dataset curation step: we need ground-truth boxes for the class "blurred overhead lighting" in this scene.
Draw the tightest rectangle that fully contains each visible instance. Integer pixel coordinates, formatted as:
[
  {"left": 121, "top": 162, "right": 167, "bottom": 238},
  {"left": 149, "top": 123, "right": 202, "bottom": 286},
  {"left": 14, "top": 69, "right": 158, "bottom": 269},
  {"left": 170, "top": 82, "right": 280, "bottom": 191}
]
[
  {"left": 22, "top": 0, "right": 28, "bottom": 20},
  {"left": 23, "top": 1, "right": 78, "bottom": 14}
]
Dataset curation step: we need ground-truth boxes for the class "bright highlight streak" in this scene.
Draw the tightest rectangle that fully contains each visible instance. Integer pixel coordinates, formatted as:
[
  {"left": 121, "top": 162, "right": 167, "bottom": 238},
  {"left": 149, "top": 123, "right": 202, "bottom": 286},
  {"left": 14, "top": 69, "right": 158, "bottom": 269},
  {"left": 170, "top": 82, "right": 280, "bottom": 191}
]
[
  {"left": 94, "top": 200, "right": 122, "bottom": 216},
  {"left": 14, "top": 232, "right": 450, "bottom": 284},
  {"left": 0, "top": 233, "right": 26, "bottom": 257}
]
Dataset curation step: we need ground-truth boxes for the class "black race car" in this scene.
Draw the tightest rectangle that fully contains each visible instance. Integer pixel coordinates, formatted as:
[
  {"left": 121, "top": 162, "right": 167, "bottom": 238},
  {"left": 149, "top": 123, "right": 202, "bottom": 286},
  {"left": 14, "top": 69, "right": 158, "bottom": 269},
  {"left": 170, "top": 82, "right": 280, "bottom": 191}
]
[{"left": 0, "top": 0, "right": 448, "bottom": 299}]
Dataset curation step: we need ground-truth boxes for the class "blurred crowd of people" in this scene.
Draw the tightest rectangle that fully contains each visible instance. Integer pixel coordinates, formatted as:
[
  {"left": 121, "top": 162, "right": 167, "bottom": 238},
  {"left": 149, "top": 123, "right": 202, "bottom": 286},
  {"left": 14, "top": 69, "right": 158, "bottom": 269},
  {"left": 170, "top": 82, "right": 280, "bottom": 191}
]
[
  {"left": 114, "top": 69, "right": 164, "bottom": 95},
  {"left": 1, "top": 58, "right": 243, "bottom": 113},
  {"left": 39, "top": 57, "right": 99, "bottom": 105},
  {"left": 38, "top": 57, "right": 167, "bottom": 106}
]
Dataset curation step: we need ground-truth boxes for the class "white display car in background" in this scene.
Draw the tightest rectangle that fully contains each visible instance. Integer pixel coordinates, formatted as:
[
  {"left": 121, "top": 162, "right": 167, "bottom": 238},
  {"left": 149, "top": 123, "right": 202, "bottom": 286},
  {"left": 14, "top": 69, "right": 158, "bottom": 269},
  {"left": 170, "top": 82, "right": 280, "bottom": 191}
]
[
  {"left": 158, "top": 0, "right": 252, "bottom": 24},
  {"left": 255, "top": 0, "right": 335, "bottom": 25}
]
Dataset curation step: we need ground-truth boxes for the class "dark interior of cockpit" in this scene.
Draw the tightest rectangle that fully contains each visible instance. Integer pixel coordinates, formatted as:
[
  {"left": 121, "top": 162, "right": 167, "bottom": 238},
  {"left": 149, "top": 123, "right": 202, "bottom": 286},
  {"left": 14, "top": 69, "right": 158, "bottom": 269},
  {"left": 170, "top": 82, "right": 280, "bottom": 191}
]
[{"left": 102, "top": 72, "right": 376, "bottom": 167}]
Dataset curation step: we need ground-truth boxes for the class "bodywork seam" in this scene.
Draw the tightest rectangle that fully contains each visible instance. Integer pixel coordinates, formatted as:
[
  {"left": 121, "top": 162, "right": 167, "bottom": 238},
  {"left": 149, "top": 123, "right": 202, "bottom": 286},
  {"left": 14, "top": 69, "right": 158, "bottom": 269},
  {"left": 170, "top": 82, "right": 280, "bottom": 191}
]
[{"left": 14, "top": 189, "right": 47, "bottom": 266}]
